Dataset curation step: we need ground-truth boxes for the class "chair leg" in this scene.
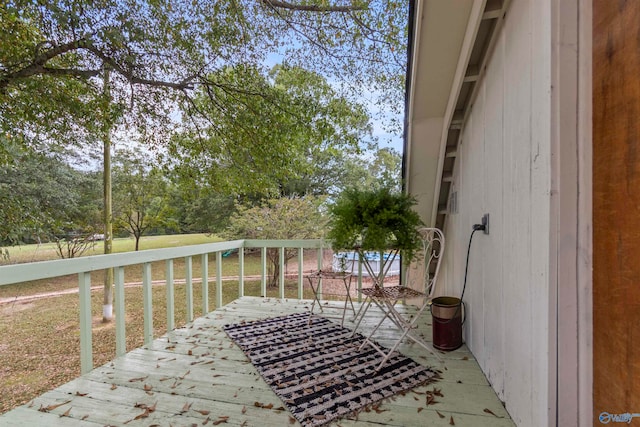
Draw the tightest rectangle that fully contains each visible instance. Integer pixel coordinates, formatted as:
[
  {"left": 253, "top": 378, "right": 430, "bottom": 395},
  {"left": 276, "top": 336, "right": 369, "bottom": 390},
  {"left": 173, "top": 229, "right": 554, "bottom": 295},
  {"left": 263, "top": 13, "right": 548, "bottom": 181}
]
[
  {"left": 356, "top": 296, "right": 405, "bottom": 354},
  {"left": 358, "top": 297, "right": 443, "bottom": 371},
  {"left": 350, "top": 295, "right": 373, "bottom": 336},
  {"left": 380, "top": 300, "right": 442, "bottom": 365}
]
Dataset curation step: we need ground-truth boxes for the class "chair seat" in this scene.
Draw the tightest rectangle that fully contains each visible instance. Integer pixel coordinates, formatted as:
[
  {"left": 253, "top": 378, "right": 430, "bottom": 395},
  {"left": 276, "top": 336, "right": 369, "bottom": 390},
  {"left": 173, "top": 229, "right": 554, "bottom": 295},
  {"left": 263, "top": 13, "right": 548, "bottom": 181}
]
[{"left": 361, "top": 285, "right": 426, "bottom": 300}]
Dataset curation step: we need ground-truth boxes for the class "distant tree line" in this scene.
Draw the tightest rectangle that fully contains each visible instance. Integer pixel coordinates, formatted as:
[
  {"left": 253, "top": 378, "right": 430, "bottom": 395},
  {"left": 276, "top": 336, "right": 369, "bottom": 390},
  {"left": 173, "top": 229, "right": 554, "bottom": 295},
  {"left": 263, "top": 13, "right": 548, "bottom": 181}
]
[{"left": 0, "top": 140, "right": 401, "bottom": 255}]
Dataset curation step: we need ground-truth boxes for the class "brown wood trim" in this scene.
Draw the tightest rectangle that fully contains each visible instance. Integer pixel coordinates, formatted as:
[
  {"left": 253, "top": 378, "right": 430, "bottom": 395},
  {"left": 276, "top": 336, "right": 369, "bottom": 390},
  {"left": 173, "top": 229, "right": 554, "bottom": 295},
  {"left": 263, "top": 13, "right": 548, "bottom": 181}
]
[{"left": 593, "top": 0, "right": 640, "bottom": 421}]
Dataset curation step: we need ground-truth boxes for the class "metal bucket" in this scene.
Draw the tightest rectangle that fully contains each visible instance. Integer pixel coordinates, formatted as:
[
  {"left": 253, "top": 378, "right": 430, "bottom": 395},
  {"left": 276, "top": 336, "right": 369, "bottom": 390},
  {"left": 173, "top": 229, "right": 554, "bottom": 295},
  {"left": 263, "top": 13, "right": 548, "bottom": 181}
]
[{"left": 431, "top": 296, "right": 463, "bottom": 351}]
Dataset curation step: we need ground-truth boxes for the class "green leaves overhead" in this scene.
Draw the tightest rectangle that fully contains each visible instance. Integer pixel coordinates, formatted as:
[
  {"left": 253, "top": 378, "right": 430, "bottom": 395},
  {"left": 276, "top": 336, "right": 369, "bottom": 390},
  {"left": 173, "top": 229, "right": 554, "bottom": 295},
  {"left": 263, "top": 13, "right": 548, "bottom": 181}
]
[
  {"left": 170, "top": 64, "right": 372, "bottom": 197},
  {"left": 1, "top": 0, "right": 409, "bottom": 149}
]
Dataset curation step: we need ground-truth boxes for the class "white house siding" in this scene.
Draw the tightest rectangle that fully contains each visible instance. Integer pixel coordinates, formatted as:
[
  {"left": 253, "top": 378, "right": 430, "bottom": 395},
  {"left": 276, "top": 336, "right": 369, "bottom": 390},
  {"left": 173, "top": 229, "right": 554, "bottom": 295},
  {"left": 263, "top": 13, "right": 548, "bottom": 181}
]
[{"left": 437, "top": 1, "right": 552, "bottom": 426}]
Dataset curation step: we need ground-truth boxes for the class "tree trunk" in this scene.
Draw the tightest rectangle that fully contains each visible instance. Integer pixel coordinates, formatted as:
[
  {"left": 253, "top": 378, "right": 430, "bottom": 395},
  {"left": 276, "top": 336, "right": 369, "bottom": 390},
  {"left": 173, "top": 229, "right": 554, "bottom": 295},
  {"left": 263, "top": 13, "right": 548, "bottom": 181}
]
[{"left": 102, "top": 67, "right": 114, "bottom": 323}]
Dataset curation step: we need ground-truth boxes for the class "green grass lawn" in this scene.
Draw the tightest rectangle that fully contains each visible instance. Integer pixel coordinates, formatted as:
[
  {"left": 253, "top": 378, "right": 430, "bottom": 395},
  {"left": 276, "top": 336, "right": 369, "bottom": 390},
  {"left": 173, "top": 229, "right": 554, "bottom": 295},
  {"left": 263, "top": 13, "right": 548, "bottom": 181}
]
[{"left": 2, "top": 233, "right": 221, "bottom": 265}]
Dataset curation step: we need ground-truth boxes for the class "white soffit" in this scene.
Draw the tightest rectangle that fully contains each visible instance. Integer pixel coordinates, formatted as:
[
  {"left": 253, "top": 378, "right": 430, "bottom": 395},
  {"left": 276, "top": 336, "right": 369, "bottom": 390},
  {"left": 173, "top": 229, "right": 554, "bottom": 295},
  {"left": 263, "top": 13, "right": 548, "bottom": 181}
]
[
  {"left": 406, "top": 0, "right": 476, "bottom": 227},
  {"left": 411, "top": 0, "right": 475, "bottom": 121}
]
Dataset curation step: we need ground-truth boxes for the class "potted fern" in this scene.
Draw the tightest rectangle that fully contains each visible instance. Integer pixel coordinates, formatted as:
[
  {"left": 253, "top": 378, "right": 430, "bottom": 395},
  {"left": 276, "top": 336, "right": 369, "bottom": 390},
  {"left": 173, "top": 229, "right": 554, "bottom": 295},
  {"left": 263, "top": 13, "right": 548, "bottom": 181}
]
[{"left": 327, "top": 187, "right": 424, "bottom": 286}]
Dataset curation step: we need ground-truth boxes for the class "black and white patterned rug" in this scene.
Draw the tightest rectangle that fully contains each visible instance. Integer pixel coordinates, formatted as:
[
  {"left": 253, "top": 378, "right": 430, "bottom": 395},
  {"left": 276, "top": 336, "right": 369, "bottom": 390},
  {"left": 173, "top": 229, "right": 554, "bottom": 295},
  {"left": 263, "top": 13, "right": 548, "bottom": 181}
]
[{"left": 223, "top": 312, "right": 439, "bottom": 427}]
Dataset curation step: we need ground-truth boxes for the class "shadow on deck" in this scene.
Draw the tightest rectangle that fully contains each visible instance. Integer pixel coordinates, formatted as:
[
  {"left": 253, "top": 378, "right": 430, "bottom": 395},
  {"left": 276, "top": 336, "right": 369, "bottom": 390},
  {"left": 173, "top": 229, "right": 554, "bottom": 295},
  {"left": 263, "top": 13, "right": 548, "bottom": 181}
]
[{"left": 0, "top": 297, "right": 515, "bottom": 426}]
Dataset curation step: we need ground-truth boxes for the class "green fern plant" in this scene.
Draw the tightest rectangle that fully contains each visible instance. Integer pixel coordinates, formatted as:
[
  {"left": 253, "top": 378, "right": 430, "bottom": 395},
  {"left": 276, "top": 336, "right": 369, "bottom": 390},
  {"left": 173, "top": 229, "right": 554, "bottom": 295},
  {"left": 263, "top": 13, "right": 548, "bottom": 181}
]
[{"left": 327, "top": 187, "right": 424, "bottom": 265}]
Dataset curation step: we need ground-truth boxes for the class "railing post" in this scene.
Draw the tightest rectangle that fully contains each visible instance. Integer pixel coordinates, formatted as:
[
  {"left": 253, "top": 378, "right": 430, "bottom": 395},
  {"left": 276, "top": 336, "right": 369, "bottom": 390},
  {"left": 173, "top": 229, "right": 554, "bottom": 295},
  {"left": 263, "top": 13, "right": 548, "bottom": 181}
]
[
  {"left": 185, "top": 256, "right": 193, "bottom": 322},
  {"left": 166, "top": 259, "right": 175, "bottom": 331},
  {"left": 201, "top": 253, "right": 209, "bottom": 314},
  {"left": 114, "top": 266, "right": 126, "bottom": 357},
  {"left": 279, "top": 246, "right": 285, "bottom": 299},
  {"left": 297, "top": 247, "right": 304, "bottom": 300},
  {"left": 317, "top": 243, "right": 323, "bottom": 271},
  {"left": 357, "top": 252, "right": 363, "bottom": 302},
  {"left": 238, "top": 247, "right": 245, "bottom": 298},
  {"left": 78, "top": 272, "right": 92, "bottom": 374},
  {"left": 317, "top": 245, "right": 323, "bottom": 300},
  {"left": 142, "top": 262, "right": 153, "bottom": 345},
  {"left": 261, "top": 246, "right": 267, "bottom": 297},
  {"left": 216, "top": 251, "right": 222, "bottom": 308}
]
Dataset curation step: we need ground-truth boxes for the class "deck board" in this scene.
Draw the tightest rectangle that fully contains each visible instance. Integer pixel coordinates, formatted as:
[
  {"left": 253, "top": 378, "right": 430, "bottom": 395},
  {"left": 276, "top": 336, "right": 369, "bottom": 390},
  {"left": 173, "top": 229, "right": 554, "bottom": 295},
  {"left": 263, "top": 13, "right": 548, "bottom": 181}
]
[{"left": 0, "top": 297, "right": 515, "bottom": 426}]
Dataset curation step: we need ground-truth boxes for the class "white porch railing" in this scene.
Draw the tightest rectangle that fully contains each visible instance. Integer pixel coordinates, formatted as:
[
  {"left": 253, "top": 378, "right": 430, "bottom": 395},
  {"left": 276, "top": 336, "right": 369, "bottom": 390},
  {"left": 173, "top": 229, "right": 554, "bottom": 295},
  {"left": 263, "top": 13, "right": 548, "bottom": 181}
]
[{"left": 0, "top": 239, "right": 369, "bottom": 374}]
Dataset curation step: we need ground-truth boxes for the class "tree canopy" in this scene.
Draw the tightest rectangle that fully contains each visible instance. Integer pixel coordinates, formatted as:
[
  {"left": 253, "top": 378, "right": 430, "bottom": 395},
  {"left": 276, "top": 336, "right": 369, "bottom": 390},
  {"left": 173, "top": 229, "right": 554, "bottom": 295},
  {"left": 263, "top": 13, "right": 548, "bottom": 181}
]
[
  {"left": 1, "top": 0, "right": 410, "bottom": 151},
  {"left": 168, "top": 64, "right": 373, "bottom": 197},
  {"left": 0, "top": 141, "right": 101, "bottom": 245},
  {"left": 112, "top": 150, "right": 178, "bottom": 250}
]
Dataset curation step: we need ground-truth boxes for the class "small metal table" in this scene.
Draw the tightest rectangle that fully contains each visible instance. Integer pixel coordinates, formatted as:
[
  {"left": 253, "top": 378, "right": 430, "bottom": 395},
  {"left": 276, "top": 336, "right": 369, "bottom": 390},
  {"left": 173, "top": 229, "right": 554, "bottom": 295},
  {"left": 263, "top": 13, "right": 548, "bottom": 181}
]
[{"left": 305, "top": 271, "right": 355, "bottom": 326}]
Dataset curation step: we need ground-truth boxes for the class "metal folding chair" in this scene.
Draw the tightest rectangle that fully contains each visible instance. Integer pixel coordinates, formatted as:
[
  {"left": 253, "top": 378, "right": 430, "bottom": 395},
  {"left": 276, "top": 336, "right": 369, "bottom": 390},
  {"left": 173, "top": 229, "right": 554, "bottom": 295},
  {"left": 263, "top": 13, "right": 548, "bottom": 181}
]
[{"left": 352, "top": 227, "right": 445, "bottom": 371}]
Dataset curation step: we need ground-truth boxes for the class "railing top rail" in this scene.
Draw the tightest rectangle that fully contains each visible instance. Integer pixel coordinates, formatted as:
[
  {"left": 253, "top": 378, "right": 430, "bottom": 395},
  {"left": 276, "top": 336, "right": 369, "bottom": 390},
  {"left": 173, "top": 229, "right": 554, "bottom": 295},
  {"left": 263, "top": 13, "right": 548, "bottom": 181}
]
[
  {"left": 243, "top": 239, "right": 324, "bottom": 249},
  {"left": 0, "top": 240, "right": 244, "bottom": 286},
  {"left": 0, "top": 239, "right": 326, "bottom": 287},
  {"left": 0, "top": 239, "right": 323, "bottom": 286}
]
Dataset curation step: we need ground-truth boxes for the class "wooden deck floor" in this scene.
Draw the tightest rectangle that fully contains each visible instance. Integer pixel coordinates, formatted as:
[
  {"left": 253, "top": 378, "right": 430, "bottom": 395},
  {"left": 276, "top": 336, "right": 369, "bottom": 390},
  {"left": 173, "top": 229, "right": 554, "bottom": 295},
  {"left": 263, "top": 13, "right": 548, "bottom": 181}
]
[{"left": 0, "top": 297, "right": 515, "bottom": 426}]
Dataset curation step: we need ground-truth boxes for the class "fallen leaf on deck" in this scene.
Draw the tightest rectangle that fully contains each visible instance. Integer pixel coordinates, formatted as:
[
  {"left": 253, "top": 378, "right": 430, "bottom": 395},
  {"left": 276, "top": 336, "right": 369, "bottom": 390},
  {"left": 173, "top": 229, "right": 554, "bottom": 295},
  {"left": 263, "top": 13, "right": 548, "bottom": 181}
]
[
  {"left": 124, "top": 408, "right": 150, "bottom": 423},
  {"left": 59, "top": 407, "right": 71, "bottom": 417},
  {"left": 436, "top": 410, "right": 445, "bottom": 418},
  {"left": 181, "top": 402, "right": 192, "bottom": 413},
  {"left": 75, "top": 392, "right": 88, "bottom": 397},
  {"left": 426, "top": 394, "right": 437, "bottom": 405},
  {"left": 195, "top": 409, "right": 210, "bottom": 415},
  {"left": 39, "top": 399, "right": 72, "bottom": 412},
  {"left": 417, "top": 407, "right": 423, "bottom": 413},
  {"left": 241, "top": 406, "right": 247, "bottom": 414},
  {"left": 128, "top": 376, "right": 148, "bottom": 382},
  {"left": 289, "top": 416, "right": 296, "bottom": 424},
  {"left": 143, "top": 384, "right": 153, "bottom": 391},
  {"left": 483, "top": 408, "right": 502, "bottom": 417},
  {"left": 449, "top": 415, "right": 455, "bottom": 425}
]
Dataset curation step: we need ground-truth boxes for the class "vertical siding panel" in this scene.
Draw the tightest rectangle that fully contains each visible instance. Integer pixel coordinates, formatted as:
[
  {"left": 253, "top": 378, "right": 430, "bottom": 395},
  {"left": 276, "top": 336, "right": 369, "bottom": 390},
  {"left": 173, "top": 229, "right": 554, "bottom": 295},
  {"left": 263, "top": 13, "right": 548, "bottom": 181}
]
[
  {"left": 530, "top": 0, "right": 552, "bottom": 425},
  {"left": 483, "top": 30, "right": 506, "bottom": 399},
  {"left": 503, "top": 0, "right": 533, "bottom": 424},
  {"left": 457, "top": 119, "right": 472, "bottom": 340},
  {"left": 467, "top": 85, "right": 486, "bottom": 364}
]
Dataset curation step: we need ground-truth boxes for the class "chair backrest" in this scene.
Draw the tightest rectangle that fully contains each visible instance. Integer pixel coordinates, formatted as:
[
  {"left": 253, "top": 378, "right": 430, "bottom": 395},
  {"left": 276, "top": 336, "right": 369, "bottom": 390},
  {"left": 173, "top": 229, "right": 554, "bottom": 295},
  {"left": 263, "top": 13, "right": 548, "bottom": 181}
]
[{"left": 408, "top": 227, "right": 445, "bottom": 298}]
